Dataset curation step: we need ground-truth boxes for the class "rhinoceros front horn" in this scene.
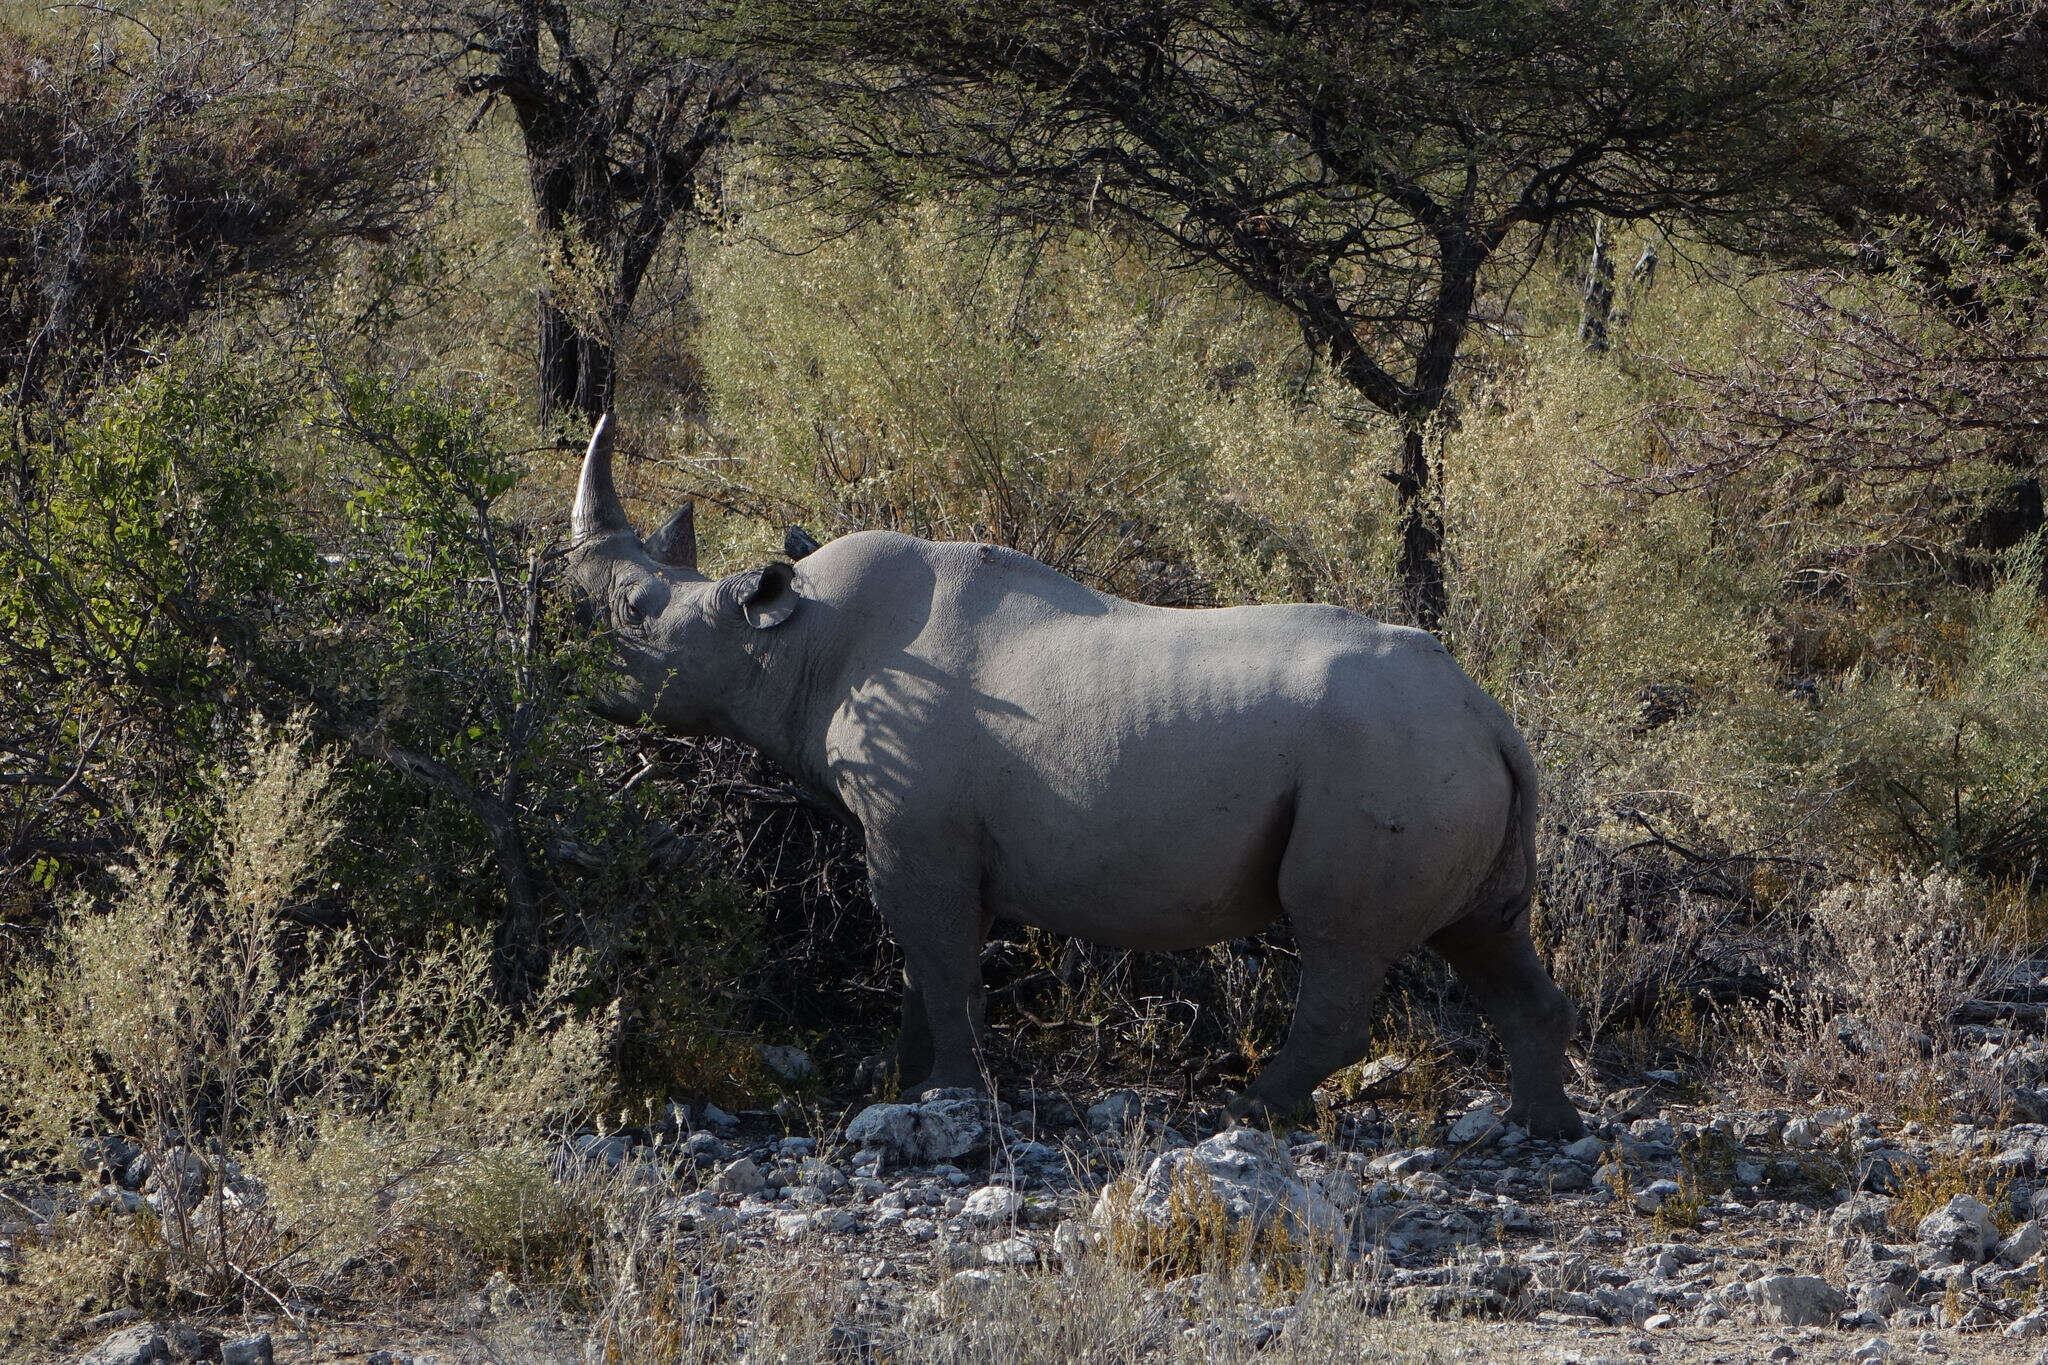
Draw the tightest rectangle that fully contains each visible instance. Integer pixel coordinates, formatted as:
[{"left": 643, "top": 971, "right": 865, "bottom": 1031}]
[{"left": 571, "top": 413, "right": 634, "bottom": 545}]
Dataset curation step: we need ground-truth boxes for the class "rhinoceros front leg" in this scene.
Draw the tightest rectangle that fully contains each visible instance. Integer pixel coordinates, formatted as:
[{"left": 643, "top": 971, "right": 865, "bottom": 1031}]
[
  {"left": 867, "top": 847, "right": 989, "bottom": 1095},
  {"left": 889, "top": 984, "right": 933, "bottom": 1087}
]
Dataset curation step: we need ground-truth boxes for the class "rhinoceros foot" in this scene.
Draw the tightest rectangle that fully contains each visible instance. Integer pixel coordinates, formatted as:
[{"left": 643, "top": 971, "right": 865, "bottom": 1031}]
[
  {"left": 1506, "top": 1097, "right": 1585, "bottom": 1140},
  {"left": 1224, "top": 1090, "right": 1315, "bottom": 1127}
]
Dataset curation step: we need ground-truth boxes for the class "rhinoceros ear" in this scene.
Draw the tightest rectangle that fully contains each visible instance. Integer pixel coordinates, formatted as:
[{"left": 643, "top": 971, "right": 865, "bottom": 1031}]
[
  {"left": 647, "top": 503, "right": 698, "bottom": 571},
  {"left": 727, "top": 560, "right": 798, "bottom": 630},
  {"left": 783, "top": 525, "right": 821, "bottom": 560}
]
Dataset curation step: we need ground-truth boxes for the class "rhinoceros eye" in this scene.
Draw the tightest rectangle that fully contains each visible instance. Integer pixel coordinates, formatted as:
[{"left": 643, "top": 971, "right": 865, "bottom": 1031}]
[{"left": 615, "top": 579, "right": 665, "bottom": 630}]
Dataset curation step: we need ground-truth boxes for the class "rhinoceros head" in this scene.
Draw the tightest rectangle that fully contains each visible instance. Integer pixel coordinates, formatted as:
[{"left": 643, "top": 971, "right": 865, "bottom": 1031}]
[{"left": 566, "top": 416, "right": 799, "bottom": 730}]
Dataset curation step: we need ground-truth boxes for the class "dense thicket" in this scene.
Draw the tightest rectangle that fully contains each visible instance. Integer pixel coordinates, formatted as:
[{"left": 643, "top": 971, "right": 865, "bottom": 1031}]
[{"left": 0, "top": 20, "right": 433, "bottom": 424}]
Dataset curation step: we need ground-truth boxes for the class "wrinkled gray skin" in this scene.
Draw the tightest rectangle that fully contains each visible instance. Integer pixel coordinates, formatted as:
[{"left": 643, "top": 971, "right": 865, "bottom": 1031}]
[{"left": 568, "top": 418, "right": 1582, "bottom": 1136}]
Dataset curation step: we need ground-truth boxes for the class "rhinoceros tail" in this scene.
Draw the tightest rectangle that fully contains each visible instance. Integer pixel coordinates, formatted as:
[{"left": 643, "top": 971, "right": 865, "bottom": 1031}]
[{"left": 1482, "top": 723, "right": 1540, "bottom": 932}]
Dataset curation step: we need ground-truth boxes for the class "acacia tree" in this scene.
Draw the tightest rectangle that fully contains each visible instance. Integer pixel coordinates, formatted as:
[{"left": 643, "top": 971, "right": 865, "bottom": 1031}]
[
  {"left": 756, "top": 0, "right": 1883, "bottom": 624},
  {"left": 1894, "top": 6, "right": 2048, "bottom": 296},
  {"left": 0, "top": 17, "right": 432, "bottom": 441},
  {"left": 364, "top": 0, "right": 754, "bottom": 422}
]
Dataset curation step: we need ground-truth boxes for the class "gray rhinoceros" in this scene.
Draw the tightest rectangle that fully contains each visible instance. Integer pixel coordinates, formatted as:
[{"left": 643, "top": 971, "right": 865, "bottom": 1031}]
[{"left": 566, "top": 417, "right": 1581, "bottom": 1136}]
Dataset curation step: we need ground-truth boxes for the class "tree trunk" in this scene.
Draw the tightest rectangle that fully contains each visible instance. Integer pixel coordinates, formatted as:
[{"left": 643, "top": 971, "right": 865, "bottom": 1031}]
[
  {"left": 355, "top": 732, "right": 545, "bottom": 1003},
  {"left": 1389, "top": 425, "right": 1448, "bottom": 629},
  {"left": 1580, "top": 218, "right": 1616, "bottom": 352},
  {"left": 537, "top": 293, "right": 614, "bottom": 425},
  {"left": 537, "top": 294, "right": 579, "bottom": 421},
  {"left": 483, "top": 811, "right": 545, "bottom": 1001}
]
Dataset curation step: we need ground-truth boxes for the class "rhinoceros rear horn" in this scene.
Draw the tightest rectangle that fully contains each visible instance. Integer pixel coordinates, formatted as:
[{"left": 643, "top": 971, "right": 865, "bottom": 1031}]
[
  {"left": 647, "top": 503, "right": 698, "bottom": 571},
  {"left": 571, "top": 414, "right": 634, "bottom": 545}
]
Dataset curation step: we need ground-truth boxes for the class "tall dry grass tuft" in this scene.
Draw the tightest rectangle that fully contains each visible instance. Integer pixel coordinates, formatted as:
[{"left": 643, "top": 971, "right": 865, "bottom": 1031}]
[
  {"left": 1733, "top": 868, "right": 2015, "bottom": 1115},
  {"left": 578, "top": 1199, "right": 1436, "bottom": 1364},
  {"left": 0, "top": 717, "right": 612, "bottom": 1329}
]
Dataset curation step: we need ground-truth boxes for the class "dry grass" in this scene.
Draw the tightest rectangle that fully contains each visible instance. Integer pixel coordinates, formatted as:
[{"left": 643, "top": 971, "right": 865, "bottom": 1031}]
[
  {"left": 1093, "top": 1163, "right": 1316, "bottom": 1292},
  {"left": 575, "top": 1218, "right": 1457, "bottom": 1365},
  {"left": 0, "top": 719, "right": 614, "bottom": 1346},
  {"left": 1885, "top": 1144, "right": 2018, "bottom": 1243},
  {"left": 1731, "top": 868, "right": 2016, "bottom": 1115}
]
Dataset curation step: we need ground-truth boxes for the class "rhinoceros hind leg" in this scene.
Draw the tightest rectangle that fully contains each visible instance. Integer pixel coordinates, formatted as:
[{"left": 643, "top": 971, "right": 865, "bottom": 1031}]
[
  {"left": 1231, "top": 950, "right": 1388, "bottom": 1117},
  {"left": 1430, "top": 917, "right": 1583, "bottom": 1140}
]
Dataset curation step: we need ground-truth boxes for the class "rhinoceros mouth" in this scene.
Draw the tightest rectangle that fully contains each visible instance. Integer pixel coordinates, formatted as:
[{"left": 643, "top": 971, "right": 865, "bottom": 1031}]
[{"left": 582, "top": 684, "right": 647, "bottom": 726}]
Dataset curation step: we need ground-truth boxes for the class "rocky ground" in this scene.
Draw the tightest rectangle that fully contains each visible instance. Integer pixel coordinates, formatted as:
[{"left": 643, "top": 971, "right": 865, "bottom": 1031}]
[{"left": 26, "top": 1061, "right": 2048, "bottom": 1363}]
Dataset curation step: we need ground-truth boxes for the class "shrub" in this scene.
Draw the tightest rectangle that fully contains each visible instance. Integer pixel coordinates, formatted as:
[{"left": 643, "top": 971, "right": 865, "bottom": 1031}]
[
  {"left": 688, "top": 205, "right": 1380, "bottom": 608},
  {"left": 0, "top": 717, "right": 612, "bottom": 1318},
  {"left": 1815, "top": 536, "right": 2048, "bottom": 889},
  {"left": 0, "top": 12, "right": 432, "bottom": 411},
  {"left": 1733, "top": 868, "right": 2014, "bottom": 1113}
]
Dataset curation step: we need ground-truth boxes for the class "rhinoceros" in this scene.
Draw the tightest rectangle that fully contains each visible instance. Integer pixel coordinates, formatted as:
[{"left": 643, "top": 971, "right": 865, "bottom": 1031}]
[{"left": 567, "top": 418, "right": 1582, "bottom": 1136}]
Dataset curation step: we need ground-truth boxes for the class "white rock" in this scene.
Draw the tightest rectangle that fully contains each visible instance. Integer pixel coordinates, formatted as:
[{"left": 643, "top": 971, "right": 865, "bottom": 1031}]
[
  {"left": 1385, "top": 1148, "right": 1441, "bottom": 1177},
  {"left": 1643, "top": 1312, "right": 1677, "bottom": 1330},
  {"left": 981, "top": 1235, "right": 1038, "bottom": 1265},
  {"left": 845, "top": 1098, "right": 988, "bottom": 1167},
  {"left": 961, "top": 1185, "right": 1024, "bottom": 1225},
  {"left": 1856, "top": 1280, "right": 1907, "bottom": 1317},
  {"left": 1784, "top": 1116, "right": 1822, "bottom": 1148},
  {"left": 755, "top": 1044, "right": 813, "bottom": 1081},
  {"left": 1446, "top": 1107, "right": 1501, "bottom": 1146},
  {"left": 2009, "top": 1312, "right": 2048, "bottom": 1340},
  {"left": 1308, "top": 1167, "right": 1363, "bottom": 1213},
  {"left": 78, "top": 1326, "right": 170, "bottom": 1365},
  {"left": 1005, "top": 1140, "right": 1060, "bottom": 1168},
  {"left": 709, "top": 1157, "right": 765, "bottom": 1196},
  {"left": 933, "top": 1268, "right": 1001, "bottom": 1311},
  {"left": 1753, "top": 1273, "right": 1847, "bottom": 1327},
  {"left": 815, "top": 1208, "right": 857, "bottom": 1234},
  {"left": 1085, "top": 1091, "right": 1144, "bottom": 1132},
  {"left": 773, "top": 1213, "right": 813, "bottom": 1240},
  {"left": 1562, "top": 1136, "right": 1607, "bottom": 1164},
  {"left": 2000, "top": 1220, "right": 2045, "bottom": 1266},
  {"left": 220, "top": 1334, "right": 272, "bottom": 1365},
  {"left": 1628, "top": 1118, "right": 1678, "bottom": 1148},
  {"left": 84, "top": 1188, "right": 149, "bottom": 1217},
  {"left": 1850, "top": 1339, "right": 1892, "bottom": 1364},
  {"left": 1349, "top": 1054, "right": 1412, "bottom": 1092},
  {"left": 1830, "top": 1193, "right": 1894, "bottom": 1237},
  {"left": 1634, "top": 1179, "right": 1683, "bottom": 1214},
  {"left": 1917, "top": 1194, "right": 2000, "bottom": 1263},
  {"left": 1114, "top": 1127, "right": 1342, "bottom": 1243},
  {"left": 701, "top": 1103, "right": 739, "bottom": 1129}
]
